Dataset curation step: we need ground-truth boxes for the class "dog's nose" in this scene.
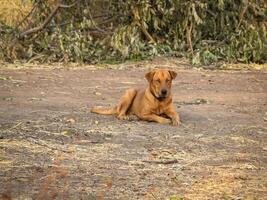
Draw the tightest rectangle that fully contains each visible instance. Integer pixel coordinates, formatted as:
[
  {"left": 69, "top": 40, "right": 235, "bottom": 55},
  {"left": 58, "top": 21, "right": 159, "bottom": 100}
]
[{"left": 161, "top": 89, "right": 167, "bottom": 95}]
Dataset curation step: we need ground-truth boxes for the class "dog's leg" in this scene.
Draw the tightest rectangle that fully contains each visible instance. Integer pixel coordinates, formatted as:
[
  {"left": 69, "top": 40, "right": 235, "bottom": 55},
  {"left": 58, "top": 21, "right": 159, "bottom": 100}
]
[
  {"left": 116, "top": 89, "right": 137, "bottom": 120},
  {"left": 141, "top": 114, "right": 171, "bottom": 124},
  {"left": 164, "top": 105, "right": 180, "bottom": 126}
]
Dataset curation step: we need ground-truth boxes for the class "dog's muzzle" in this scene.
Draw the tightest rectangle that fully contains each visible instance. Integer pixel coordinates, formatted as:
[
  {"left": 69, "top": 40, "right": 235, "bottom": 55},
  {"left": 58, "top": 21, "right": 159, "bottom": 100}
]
[{"left": 160, "top": 88, "right": 168, "bottom": 97}]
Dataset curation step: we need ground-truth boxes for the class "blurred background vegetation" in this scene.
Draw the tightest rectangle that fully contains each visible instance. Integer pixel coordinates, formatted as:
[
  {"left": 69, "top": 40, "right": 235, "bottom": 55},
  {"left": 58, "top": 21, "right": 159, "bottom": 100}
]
[{"left": 0, "top": 0, "right": 266, "bottom": 65}]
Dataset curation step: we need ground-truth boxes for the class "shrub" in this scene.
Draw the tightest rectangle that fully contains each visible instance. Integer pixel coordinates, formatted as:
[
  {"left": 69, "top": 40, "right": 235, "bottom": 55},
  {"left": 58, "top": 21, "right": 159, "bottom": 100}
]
[{"left": 0, "top": 0, "right": 266, "bottom": 64}]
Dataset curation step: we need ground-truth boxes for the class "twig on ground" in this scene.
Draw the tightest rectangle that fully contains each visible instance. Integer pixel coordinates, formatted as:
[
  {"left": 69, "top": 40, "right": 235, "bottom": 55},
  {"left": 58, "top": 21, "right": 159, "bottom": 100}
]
[
  {"left": 5, "top": 122, "right": 23, "bottom": 131},
  {"left": 142, "top": 158, "right": 178, "bottom": 164},
  {"left": 28, "top": 138, "right": 74, "bottom": 153},
  {"left": 151, "top": 192, "right": 161, "bottom": 200}
]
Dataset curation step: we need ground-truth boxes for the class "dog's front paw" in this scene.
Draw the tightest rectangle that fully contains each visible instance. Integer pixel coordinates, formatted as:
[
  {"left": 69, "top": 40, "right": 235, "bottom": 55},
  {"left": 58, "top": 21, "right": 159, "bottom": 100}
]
[
  {"left": 117, "top": 114, "right": 130, "bottom": 120},
  {"left": 172, "top": 118, "right": 181, "bottom": 126},
  {"left": 162, "top": 118, "right": 172, "bottom": 124}
]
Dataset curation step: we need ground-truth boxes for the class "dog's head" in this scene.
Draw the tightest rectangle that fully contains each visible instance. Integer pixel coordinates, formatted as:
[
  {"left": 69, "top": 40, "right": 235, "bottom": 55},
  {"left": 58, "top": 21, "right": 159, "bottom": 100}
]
[{"left": 145, "top": 69, "right": 177, "bottom": 101}]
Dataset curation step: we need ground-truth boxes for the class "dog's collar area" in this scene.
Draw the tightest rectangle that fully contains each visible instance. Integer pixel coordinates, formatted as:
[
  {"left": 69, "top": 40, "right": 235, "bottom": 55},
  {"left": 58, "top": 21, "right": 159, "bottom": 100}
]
[{"left": 150, "top": 89, "right": 166, "bottom": 102}]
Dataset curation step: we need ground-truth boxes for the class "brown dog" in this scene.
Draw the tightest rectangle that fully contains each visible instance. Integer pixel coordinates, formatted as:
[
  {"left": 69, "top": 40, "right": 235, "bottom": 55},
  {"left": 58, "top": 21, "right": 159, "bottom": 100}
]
[{"left": 91, "top": 69, "right": 180, "bottom": 126}]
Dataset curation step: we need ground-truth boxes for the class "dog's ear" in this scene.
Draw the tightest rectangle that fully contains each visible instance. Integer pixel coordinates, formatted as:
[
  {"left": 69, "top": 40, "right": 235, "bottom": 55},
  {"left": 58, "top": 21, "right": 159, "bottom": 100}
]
[
  {"left": 145, "top": 71, "right": 155, "bottom": 82},
  {"left": 169, "top": 70, "right": 177, "bottom": 80}
]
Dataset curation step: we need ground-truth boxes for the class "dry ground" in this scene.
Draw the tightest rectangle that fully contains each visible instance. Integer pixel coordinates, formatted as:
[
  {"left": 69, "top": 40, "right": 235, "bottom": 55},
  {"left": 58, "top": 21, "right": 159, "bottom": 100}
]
[{"left": 0, "top": 62, "right": 267, "bottom": 200}]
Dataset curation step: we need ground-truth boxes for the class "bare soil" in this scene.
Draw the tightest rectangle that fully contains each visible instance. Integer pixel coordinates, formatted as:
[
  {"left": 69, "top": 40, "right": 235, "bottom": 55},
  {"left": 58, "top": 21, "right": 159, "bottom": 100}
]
[{"left": 0, "top": 63, "right": 267, "bottom": 200}]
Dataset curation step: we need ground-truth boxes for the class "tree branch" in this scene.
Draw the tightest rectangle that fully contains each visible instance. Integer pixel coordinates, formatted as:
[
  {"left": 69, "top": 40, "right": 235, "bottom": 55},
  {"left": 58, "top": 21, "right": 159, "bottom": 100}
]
[
  {"left": 88, "top": 10, "right": 107, "bottom": 33},
  {"left": 15, "top": 0, "right": 39, "bottom": 29},
  {"left": 186, "top": 21, "right": 194, "bottom": 56},
  {"left": 131, "top": 7, "right": 156, "bottom": 44},
  {"left": 19, "top": 2, "right": 77, "bottom": 38},
  {"left": 137, "top": 22, "right": 156, "bottom": 44},
  {"left": 236, "top": 0, "right": 248, "bottom": 31}
]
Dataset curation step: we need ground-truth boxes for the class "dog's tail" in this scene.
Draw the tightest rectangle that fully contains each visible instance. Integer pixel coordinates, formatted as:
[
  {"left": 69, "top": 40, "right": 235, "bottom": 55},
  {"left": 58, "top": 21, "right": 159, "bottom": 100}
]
[{"left": 91, "top": 106, "right": 117, "bottom": 115}]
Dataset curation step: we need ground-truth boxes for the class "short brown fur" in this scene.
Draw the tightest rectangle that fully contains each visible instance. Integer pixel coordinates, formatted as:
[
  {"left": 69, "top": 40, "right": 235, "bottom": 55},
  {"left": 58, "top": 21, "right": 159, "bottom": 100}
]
[{"left": 91, "top": 69, "right": 180, "bottom": 126}]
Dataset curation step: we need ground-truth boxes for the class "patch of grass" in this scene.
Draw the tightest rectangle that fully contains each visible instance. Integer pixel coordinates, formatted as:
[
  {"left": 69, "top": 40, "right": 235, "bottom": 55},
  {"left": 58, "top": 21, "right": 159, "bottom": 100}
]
[
  {"left": 0, "top": 76, "right": 11, "bottom": 81},
  {"left": 220, "top": 63, "right": 267, "bottom": 70},
  {"left": 169, "top": 195, "right": 184, "bottom": 200}
]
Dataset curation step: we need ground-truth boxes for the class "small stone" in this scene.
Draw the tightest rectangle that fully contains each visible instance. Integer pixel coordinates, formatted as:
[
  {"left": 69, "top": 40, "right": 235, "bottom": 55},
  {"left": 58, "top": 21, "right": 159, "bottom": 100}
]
[{"left": 67, "top": 118, "right": 75, "bottom": 124}]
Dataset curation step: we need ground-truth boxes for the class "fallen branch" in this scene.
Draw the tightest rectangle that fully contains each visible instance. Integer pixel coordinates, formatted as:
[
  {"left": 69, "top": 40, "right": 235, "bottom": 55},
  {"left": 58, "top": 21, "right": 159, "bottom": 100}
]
[
  {"left": 58, "top": 2, "right": 77, "bottom": 8},
  {"left": 19, "top": 2, "right": 77, "bottom": 38}
]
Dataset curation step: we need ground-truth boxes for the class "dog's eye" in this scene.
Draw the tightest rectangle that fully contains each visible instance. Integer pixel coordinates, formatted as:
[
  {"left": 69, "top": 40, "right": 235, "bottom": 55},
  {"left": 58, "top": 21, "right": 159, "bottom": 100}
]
[
  {"left": 155, "top": 79, "right": 160, "bottom": 83},
  {"left": 166, "top": 79, "right": 170, "bottom": 83}
]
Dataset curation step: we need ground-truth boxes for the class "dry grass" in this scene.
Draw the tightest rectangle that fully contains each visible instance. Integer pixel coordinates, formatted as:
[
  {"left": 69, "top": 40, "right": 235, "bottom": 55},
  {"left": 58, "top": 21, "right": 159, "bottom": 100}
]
[
  {"left": 0, "top": 0, "right": 62, "bottom": 27},
  {"left": 185, "top": 166, "right": 267, "bottom": 200},
  {"left": 0, "top": 0, "right": 32, "bottom": 27},
  {"left": 220, "top": 63, "right": 267, "bottom": 70}
]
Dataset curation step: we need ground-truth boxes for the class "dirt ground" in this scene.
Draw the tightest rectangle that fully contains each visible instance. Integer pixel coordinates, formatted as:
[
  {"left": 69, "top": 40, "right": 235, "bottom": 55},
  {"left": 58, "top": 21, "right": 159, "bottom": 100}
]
[{"left": 0, "top": 62, "right": 267, "bottom": 200}]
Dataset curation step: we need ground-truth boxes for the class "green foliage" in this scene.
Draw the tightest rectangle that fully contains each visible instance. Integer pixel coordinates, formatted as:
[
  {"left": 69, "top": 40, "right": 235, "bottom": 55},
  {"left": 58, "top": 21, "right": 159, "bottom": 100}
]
[
  {"left": 169, "top": 195, "right": 184, "bottom": 200},
  {"left": 0, "top": 0, "right": 266, "bottom": 64}
]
